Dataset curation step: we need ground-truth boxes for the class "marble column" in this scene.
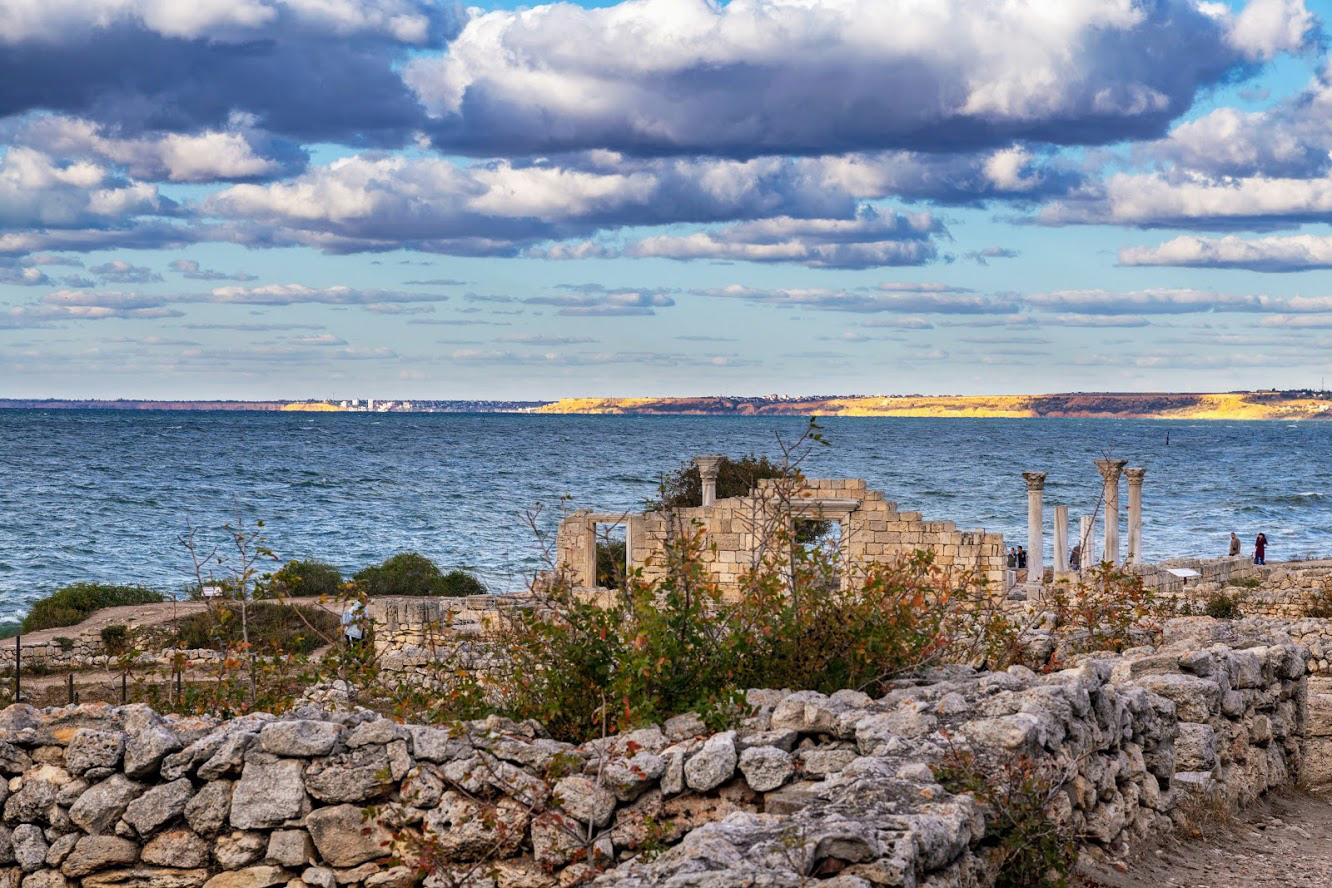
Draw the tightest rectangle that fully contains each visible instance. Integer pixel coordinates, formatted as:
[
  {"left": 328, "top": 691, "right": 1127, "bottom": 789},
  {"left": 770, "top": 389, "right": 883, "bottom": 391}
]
[
  {"left": 1095, "top": 459, "right": 1128, "bottom": 564},
  {"left": 695, "top": 455, "right": 723, "bottom": 507},
  {"left": 1080, "top": 516, "right": 1094, "bottom": 572},
  {"left": 1126, "top": 467, "right": 1146, "bottom": 564},
  {"left": 1022, "top": 472, "right": 1046, "bottom": 582},
  {"left": 1054, "top": 504, "right": 1069, "bottom": 572}
]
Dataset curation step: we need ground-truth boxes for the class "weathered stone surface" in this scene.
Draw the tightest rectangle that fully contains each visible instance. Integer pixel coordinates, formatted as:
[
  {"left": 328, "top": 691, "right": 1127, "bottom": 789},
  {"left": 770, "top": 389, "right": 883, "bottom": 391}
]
[
  {"left": 61, "top": 836, "right": 139, "bottom": 877},
  {"left": 304, "top": 805, "right": 388, "bottom": 869},
  {"left": 213, "top": 832, "right": 267, "bottom": 871},
  {"left": 771, "top": 692, "right": 844, "bottom": 735},
  {"left": 195, "top": 734, "right": 255, "bottom": 782},
  {"left": 122, "top": 711, "right": 181, "bottom": 780},
  {"left": 1133, "top": 674, "right": 1222, "bottom": 724},
  {"left": 183, "top": 781, "right": 232, "bottom": 837},
  {"left": 141, "top": 829, "right": 210, "bottom": 869},
  {"left": 3, "top": 772, "right": 61, "bottom": 826},
  {"left": 602, "top": 753, "right": 666, "bottom": 803},
  {"left": 738, "top": 747, "right": 794, "bottom": 792},
  {"left": 264, "top": 830, "right": 314, "bottom": 869},
  {"left": 12, "top": 825, "right": 47, "bottom": 873},
  {"left": 344, "top": 720, "right": 405, "bottom": 749},
  {"left": 303, "top": 747, "right": 392, "bottom": 803},
  {"left": 16, "top": 871, "right": 69, "bottom": 888},
  {"left": 258, "top": 722, "right": 340, "bottom": 759},
  {"left": 43, "top": 832, "right": 77, "bottom": 868},
  {"left": 684, "top": 731, "right": 737, "bottom": 792},
  {"left": 796, "top": 747, "right": 858, "bottom": 778},
  {"left": 399, "top": 765, "right": 444, "bottom": 809},
  {"left": 68, "top": 775, "right": 143, "bottom": 835},
  {"left": 122, "top": 778, "right": 193, "bottom": 837},
  {"left": 554, "top": 776, "right": 616, "bottom": 828},
  {"left": 422, "top": 792, "right": 528, "bottom": 861},
  {"left": 530, "top": 811, "right": 583, "bottom": 870},
  {"left": 81, "top": 866, "right": 209, "bottom": 888},
  {"left": 65, "top": 732, "right": 124, "bottom": 777},
  {"left": 201, "top": 865, "right": 289, "bottom": 888},
  {"left": 229, "top": 760, "right": 306, "bottom": 830}
]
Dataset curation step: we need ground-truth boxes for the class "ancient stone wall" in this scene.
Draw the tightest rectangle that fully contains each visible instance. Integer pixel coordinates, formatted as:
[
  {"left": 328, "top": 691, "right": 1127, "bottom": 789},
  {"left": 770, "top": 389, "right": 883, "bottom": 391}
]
[
  {"left": 556, "top": 477, "right": 1008, "bottom": 597},
  {"left": 0, "top": 637, "right": 1307, "bottom": 888}
]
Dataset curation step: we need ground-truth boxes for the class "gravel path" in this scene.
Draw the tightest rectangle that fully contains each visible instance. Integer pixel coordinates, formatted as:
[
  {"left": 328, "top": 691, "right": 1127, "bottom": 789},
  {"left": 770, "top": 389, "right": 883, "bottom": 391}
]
[{"left": 1077, "top": 789, "right": 1332, "bottom": 888}]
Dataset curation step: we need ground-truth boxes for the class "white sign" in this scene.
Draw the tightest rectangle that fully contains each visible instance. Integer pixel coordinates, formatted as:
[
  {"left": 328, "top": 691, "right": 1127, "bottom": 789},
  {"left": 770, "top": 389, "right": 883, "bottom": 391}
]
[
  {"left": 1165, "top": 568, "right": 1202, "bottom": 578},
  {"left": 201, "top": 584, "right": 224, "bottom": 598}
]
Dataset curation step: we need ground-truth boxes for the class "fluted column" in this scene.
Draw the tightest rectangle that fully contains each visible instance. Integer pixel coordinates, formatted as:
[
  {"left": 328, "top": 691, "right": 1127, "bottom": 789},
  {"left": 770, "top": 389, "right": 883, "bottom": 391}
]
[
  {"left": 1126, "top": 467, "right": 1146, "bottom": 564},
  {"left": 1054, "top": 504, "right": 1069, "bottom": 572},
  {"left": 695, "top": 455, "right": 723, "bottom": 507},
  {"left": 1022, "top": 472, "right": 1046, "bottom": 582},
  {"left": 1095, "top": 459, "right": 1128, "bottom": 564}
]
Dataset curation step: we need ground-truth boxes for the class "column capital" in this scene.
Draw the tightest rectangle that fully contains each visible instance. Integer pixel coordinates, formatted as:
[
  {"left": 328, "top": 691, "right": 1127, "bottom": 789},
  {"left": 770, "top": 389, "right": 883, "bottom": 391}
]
[
  {"left": 1021, "top": 471, "right": 1047, "bottom": 491},
  {"left": 1094, "top": 458, "right": 1128, "bottom": 482},
  {"left": 694, "top": 455, "right": 723, "bottom": 479},
  {"left": 1125, "top": 467, "right": 1147, "bottom": 485}
]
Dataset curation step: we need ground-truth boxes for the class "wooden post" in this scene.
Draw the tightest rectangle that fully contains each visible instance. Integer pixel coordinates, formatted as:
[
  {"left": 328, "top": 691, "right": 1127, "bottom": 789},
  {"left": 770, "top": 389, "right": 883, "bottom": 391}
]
[{"left": 13, "top": 635, "right": 19, "bottom": 703}]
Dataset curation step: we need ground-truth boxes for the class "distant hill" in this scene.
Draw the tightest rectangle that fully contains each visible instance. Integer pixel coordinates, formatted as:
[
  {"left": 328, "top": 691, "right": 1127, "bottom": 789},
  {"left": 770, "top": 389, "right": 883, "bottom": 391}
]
[{"left": 535, "top": 392, "right": 1332, "bottom": 420}]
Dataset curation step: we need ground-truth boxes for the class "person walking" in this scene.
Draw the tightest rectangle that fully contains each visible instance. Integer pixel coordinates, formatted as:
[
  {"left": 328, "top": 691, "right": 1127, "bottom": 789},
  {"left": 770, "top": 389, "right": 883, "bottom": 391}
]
[
  {"left": 1229, "top": 532, "right": 1241, "bottom": 557},
  {"left": 1017, "top": 546, "right": 1027, "bottom": 569},
  {"left": 342, "top": 600, "right": 367, "bottom": 645},
  {"left": 1254, "top": 533, "right": 1268, "bottom": 565}
]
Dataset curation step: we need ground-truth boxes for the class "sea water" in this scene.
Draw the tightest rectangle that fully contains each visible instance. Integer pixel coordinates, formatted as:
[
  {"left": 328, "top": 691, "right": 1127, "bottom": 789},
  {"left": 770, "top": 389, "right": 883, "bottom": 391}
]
[{"left": 1, "top": 410, "right": 1330, "bottom": 623}]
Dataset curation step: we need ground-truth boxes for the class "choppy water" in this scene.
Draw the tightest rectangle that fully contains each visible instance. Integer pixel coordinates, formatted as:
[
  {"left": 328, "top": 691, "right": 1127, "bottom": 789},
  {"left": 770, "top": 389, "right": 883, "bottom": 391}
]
[{"left": 1, "top": 410, "right": 1330, "bottom": 623}]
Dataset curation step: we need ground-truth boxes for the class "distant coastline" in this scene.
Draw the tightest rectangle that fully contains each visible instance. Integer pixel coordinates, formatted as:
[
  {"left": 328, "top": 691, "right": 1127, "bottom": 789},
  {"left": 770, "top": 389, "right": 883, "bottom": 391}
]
[{"left": 3, "top": 390, "right": 1332, "bottom": 419}]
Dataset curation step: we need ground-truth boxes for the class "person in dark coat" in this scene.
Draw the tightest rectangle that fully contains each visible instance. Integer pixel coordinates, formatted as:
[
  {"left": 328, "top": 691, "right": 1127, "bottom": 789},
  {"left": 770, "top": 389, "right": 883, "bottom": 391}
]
[
  {"left": 1254, "top": 533, "right": 1268, "bottom": 565},
  {"left": 1017, "top": 546, "right": 1027, "bottom": 569},
  {"left": 1069, "top": 543, "right": 1082, "bottom": 571}
]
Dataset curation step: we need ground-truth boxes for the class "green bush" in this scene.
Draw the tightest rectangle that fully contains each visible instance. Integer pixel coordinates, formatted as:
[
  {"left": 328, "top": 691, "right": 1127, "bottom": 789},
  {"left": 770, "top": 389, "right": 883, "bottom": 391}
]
[
  {"left": 595, "top": 539, "right": 628, "bottom": 588},
  {"left": 22, "top": 583, "right": 165, "bottom": 632},
  {"left": 100, "top": 624, "right": 129, "bottom": 656},
  {"left": 354, "top": 553, "right": 484, "bottom": 597},
  {"left": 1204, "top": 592, "right": 1242, "bottom": 619},
  {"left": 264, "top": 560, "right": 344, "bottom": 599},
  {"left": 172, "top": 602, "right": 340, "bottom": 656}
]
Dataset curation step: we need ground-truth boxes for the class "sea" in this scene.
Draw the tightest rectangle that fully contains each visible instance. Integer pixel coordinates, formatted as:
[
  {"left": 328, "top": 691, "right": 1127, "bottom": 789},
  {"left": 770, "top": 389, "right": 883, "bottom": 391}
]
[{"left": 2, "top": 410, "right": 1330, "bottom": 624}]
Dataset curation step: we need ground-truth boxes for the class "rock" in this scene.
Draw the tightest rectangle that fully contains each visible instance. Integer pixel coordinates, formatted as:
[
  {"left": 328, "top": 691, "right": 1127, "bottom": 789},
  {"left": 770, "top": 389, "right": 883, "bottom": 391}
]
[
  {"left": 303, "top": 805, "right": 388, "bottom": 868},
  {"left": 303, "top": 747, "right": 393, "bottom": 803},
  {"left": 422, "top": 792, "right": 528, "bottom": 861},
  {"left": 65, "top": 732, "right": 124, "bottom": 777},
  {"left": 738, "top": 747, "right": 794, "bottom": 792},
  {"left": 1132, "top": 674, "right": 1221, "bottom": 723},
  {"left": 201, "top": 866, "right": 290, "bottom": 888},
  {"left": 796, "top": 747, "right": 857, "bottom": 778},
  {"left": 258, "top": 723, "right": 340, "bottom": 759},
  {"left": 404, "top": 727, "right": 469, "bottom": 764},
  {"left": 684, "top": 731, "right": 737, "bottom": 792},
  {"left": 3, "top": 775, "right": 59, "bottom": 827},
  {"left": 81, "top": 867, "right": 209, "bottom": 888},
  {"left": 344, "top": 721, "right": 405, "bottom": 749},
  {"left": 141, "top": 829, "right": 210, "bottom": 869},
  {"left": 854, "top": 705, "right": 939, "bottom": 755},
  {"left": 0, "top": 743, "right": 33, "bottom": 777},
  {"left": 43, "top": 833, "right": 77, "bottom": 868},
  {"left": 195, "top": 734, "right": 256, "bottom": 782},
  {"left": 553, "top": 776, "right": 616, "bottom": 828},
  {"left": 122, "top": 778, "right": 193, "bottom": 837},
  {"left": 771, "top": 692, "right": 844, "bottom": 735},
  {"left": 61, "top": 836, "right": 139, "bottom": 878},
  {"left": 1175, "top": 723, "right": 1219, "bottom": 772},
  {"left": 265, "top": 831, "right": 314, "bottom": 869},
  {"left": 400, "top": 766, "right": 444, "bottom": 809},
  {"left": 0, "top": 824, "right": 10, "bottom": 865},
  {"left": 299, "top": 867, "right": 335, "bottom": 888},
  {"left": 68, "top": 775, "right": 143, "bottom": 835},
  {"left": 12, "top": 825, "right": 47, "bottom": 873},
  {"left": 213, "top": 832, "right": 267, "bottom": 870},
  {"left": 184, "top": 781, "right": 232, "bottom": 837},
  {"left": 602, "top": 753, "right": 666, "bottom": 802},
  {"left": 122, "top": 713, "right": 181, "bottom": 780},
  {"left": 230, "top": 760, "right": 307, "bottom": 830},
  {"left": 17, "top": 871, "right": 69, "bottom": 888},
  {"left": 530, "top": 811, "right": 583, "bottom": 870},
  {"left": 662, "top": 713, "right": 706, "bottom": 741}
]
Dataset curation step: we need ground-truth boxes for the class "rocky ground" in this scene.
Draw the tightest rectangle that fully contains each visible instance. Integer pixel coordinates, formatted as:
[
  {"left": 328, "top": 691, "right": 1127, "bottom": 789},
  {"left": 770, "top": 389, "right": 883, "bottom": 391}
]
[{"left": 1077, "top": 789, "right": 1332, "bottom": 887}]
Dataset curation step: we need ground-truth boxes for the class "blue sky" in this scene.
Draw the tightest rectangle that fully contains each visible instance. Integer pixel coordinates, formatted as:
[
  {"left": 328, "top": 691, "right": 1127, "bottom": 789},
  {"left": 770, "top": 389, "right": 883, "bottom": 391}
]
[{"left": 4, "top": 0, "right": 1332, "bottom": 399}]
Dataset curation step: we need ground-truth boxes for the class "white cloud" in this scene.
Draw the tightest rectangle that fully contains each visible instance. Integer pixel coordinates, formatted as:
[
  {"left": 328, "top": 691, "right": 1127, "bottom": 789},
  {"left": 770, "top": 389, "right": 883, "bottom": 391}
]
[
  {"left": 708, "top": 284, "right": 1019, "bottom": 314},
  {"left": 1121, "top": 233, "right": 1332, "bottom": 271}
]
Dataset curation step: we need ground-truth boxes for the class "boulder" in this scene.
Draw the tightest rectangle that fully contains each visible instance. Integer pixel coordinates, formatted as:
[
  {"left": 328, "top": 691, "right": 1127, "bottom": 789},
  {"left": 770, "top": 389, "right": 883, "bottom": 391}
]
[
  {"left": 264, "top": 830, "right": 314, "bottom": 869},
  {"left": 68, "top": 775, "right": 143, "bottom": 836},
  {"left": 738, "top": 747, "right": 794, "bottom": 792},
  {"left": 183, "top": 781, "right": 232, "bottom": 837},
  {"left": 258, "top": 722, "right": 340, "bottom": 759},
  {"left": 141, "top": 829, "right": 210, "bottom": 869},
  {"left": 684, "top": 731, "right": 738, "bottom": 792},
  {"left": 602, "top": 753, "right": 666, "bottom": 802},
  {"left": 213, "top": 832, "right": 267, "bottom": 871},
  {"left": 81, "top": 867, "right": 209, "bottom": 888},
  {"left": 303, "top": 747, "right": 393, "bottom": 803},
  {"left": 200, "top": 866, "right": 290, "bottom": 888},
  {"left": 422, "top": 792, "right": 528, "bottom": 861},
  {"left": 12, "top": 825, "right": 47, "bottom": 873},
  {"left": 553, "top": 776, "right": 616, "bottom": 828},
  {"left": 64, "top": 732, "right": 124, "bottom": 777}
]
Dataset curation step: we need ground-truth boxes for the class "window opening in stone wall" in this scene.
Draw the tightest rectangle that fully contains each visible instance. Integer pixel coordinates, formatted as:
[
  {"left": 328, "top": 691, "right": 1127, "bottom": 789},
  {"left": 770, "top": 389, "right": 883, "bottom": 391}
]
[
  {"left": 594, "top": 522, "right": 628, "bottom": 589},
  {"left": 796, "top": 517, "right": 843, "bottom": 592}
]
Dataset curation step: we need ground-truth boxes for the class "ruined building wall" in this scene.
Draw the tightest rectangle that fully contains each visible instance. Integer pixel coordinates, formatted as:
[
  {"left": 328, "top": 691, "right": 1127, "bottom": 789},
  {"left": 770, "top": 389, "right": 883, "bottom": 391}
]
[{"left": 555, "top": 478, "right": 1008, "bottom": 597}]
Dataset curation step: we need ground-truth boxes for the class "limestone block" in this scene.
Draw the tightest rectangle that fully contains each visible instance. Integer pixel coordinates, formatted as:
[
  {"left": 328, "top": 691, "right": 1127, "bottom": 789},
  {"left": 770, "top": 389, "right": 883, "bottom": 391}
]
[
  {"left": 183, "top": 781, "right": 231, "bottom": 837},
  {"left": 1132, "top": 674, "right": 1221, "bottom": 723},
  {"left": 304, "top": 747, "right": 393, "bottom": 804},
  {"left": 229, "top": 760, "right": 306, "bottom": 830},
  {"left": 423, "top": 792, "right": 527, "bottom": 861},
  {"left": 80, "top": 867, "right": 209, "bottom": 888},
  {"left": 195, "top": 733, "right": 256, "bottom": 782},
  {"left": 68, "top": 775, "right": 143, "bottom": 836},
  {"left": 601, "top": 753, "right": 666, "bottom": 802},
  {"left": 213, "top": 832, "right": 267, "bottom": 871},
  {"left": 304, "top": 805, "right": 389, "bottom": 868},
  {"left": 43, "top": 833, "right": 76, "bottom": 869},
  {"left": 1175, "top": 724, "right": 1218, "bottom": 772},
  {"left": 122, "top": 720, "right": 181, "bottom": 781},
  {"left": 738, "top": 747, "right": 794, "bottom": 792},
  {"left": 684, "top": 732, "right": 738, "bottom": 793},
  {"left": 201, "top": 866, "right": 289, "bottom": 888},
  {"left": 122, "top": 778, "right": 193, "bottom": 837},
  {"left": 258, "top": 723, "right": 340, "bottom": 758},
  {"left": 553, "top": 776, "right": 616, "bottom": 827},
  {"left": 265, "top": 831, "right": 314, "bottom": 869},
  {"left": 64, "top": 732, "right": 124, "bottom": 777}
]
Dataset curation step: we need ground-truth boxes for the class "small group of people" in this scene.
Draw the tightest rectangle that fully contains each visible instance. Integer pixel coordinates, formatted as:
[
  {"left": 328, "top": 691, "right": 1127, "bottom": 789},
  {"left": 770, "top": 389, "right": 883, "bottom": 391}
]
[
  {"left": 1006, "top": 546, "right": 1028, "bottom": 569},
  {"left": 1228, "top": 531, "right": 1268, "bottom": 565}
]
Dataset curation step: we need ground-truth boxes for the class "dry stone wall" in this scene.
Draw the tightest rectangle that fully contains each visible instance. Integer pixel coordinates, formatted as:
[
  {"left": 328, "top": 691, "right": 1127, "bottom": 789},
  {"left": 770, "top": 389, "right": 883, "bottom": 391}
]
[{"left": 0, "top": 637, "right": 1308, "bottom": 888}]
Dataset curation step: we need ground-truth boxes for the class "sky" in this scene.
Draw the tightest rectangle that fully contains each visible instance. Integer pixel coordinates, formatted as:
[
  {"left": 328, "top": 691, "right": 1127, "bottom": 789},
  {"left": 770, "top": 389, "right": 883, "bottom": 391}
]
[{"left": 4, "top": 0, "right": 1332, "bottom": 400}]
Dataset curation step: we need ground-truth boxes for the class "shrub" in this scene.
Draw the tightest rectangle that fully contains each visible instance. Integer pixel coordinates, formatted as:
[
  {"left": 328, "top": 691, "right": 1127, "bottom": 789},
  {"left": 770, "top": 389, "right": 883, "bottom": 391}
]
[
  {"left": 595, "top": 539, "right": 628, "bottom": 589},
  {"left": 1204, "top": 591, "right": 1242, "bottom": 620},
  {"left": 439, "top": 569, "right": 487, "bottom": 597},
  {"left": 172, "top": 602, "right": 340, "bottom": 656},
  {"left": 1305, "top": 577, "right": 1332, "bottom": 618},
  {"left": 355, "top": 553, "right": 483, "bottom": 597},
  {"left": 100, "top": 624, "right": 129, "bottom": 656},
  {"left": 22, "top": 583, "right": 165, "bottom": 632},
  {"left": 264, "top": 560, "right": 344, "bottom": 599},
  {"left": 934, "top": 743, "right": 1076, "bottom": 888},
  {"left": 54, "top": 636, "right": 75, "bottom": 653},
  {"left": 1047, "top": 563, "right": 1167, "bottom": 655}
]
